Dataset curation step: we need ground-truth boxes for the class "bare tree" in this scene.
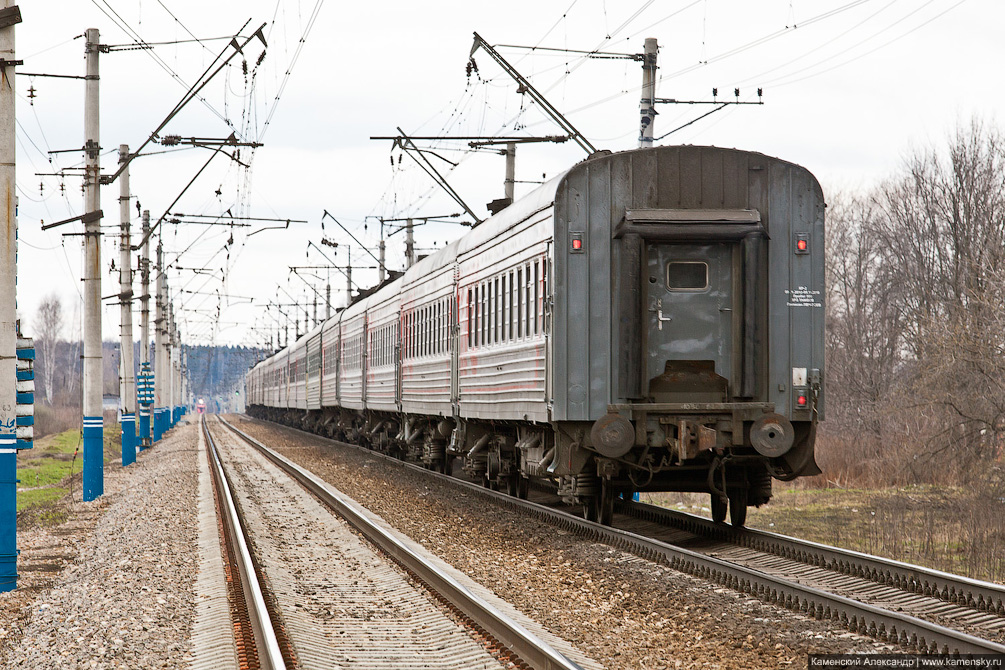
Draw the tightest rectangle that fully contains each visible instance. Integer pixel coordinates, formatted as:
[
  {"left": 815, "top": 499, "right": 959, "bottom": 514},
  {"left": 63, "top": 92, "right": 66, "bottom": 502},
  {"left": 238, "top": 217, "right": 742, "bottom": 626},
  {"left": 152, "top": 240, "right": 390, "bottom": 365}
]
[
  {"left": 33, "top": 293, "right": 63, "bottom": 405},
  {"left": 870, "top": 117, "right": 1005, "bottom": 475},
  {"left": 822, "top": 192, "right": 910, "bottom": 482}
]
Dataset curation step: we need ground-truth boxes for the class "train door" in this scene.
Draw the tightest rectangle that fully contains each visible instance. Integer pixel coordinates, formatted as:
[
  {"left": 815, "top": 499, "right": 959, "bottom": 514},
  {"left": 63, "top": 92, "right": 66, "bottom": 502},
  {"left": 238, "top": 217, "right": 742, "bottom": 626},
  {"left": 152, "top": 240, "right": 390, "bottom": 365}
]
[
  {"left": 394, "top": 319, "right": 402, "bottom": 411},
  {"left": 645, "top": 243, "right": 736, "bottom": 401},
  {"left": 450, "top": 284, "right": 460, "bottom": 416}
]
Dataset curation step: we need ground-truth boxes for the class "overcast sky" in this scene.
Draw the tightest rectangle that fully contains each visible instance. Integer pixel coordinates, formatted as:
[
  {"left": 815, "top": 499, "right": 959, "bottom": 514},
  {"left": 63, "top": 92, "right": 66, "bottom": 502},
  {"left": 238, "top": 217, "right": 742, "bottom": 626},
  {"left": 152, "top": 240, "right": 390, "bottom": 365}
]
[{"left": 12, "top": 0, "right": 991, "bottom": 348}]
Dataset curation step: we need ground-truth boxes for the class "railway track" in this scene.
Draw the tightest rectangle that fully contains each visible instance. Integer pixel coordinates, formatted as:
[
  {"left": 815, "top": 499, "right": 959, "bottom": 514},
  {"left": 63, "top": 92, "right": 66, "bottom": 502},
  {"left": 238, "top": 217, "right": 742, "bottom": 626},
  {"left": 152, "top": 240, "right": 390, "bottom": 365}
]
[
  {"left": 239, "top": 415, "right": 1005, "bottom": 657},
  {"left": 202, "top": 416, "right": 291, "bottom": 670},
  {"left": 207, "top": 415, "right": 592, "bottom": 670}
]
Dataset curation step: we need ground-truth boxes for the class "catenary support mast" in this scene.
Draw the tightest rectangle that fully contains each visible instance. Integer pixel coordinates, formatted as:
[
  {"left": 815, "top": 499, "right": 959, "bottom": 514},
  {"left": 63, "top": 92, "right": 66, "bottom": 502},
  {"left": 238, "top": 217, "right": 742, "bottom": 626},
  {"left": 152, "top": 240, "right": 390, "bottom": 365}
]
[
  {"left": 138, "top": 209, "right": 152, "bottom": 448},
  {"left": 82, "top": 28, "right": 103, "bottom": 500},
  {"left": 154, "top": 237, "right": 165, "bottom": 440},
  {"left": 638, "top": 37, "right": 657, "bottom": 148},
  {"left": 0, "top": 1, "right": 21, "bottom": 593},
  {"left": 118, "top": 145, "right": 135, "bottom": 465}
]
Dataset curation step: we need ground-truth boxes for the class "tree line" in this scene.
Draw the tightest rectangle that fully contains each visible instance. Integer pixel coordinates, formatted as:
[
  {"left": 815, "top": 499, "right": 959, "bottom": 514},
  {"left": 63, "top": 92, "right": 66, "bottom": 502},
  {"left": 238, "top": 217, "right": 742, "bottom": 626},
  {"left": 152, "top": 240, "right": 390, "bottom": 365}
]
[{"left": 823, "top": 117, "right": 1005, "bottom": 485}]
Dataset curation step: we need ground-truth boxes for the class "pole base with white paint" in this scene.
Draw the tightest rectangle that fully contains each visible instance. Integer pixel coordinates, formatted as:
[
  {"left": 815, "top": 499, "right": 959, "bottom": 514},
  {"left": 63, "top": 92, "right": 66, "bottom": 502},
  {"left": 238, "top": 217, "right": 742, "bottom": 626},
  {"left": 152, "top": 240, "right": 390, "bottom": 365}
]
[
  {"left": 121, "top": 414, "right": 135, "bottom": 466},
  {"left": 0, "top": 436, "right": 16, "bottom": 592},
  {"left": 82, "top": 416, "right": 103, "bottom": 501}
]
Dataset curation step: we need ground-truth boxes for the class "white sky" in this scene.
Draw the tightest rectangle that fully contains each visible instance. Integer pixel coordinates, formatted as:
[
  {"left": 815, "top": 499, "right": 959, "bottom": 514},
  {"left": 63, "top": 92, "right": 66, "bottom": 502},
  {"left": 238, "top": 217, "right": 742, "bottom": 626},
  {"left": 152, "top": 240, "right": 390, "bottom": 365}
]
[{"left": 12, "top": 0, "right": 993, "bottom": 347}]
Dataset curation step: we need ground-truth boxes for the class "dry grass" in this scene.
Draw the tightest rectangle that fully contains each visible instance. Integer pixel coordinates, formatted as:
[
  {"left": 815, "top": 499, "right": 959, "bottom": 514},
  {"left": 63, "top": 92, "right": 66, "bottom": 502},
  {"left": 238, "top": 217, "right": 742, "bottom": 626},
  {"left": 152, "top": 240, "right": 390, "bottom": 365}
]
[
  {"left": 646, "top": 477, "right": 1005, "bottom": 584},
  {"left": 33, "top": 403, "right": 82, "bottom": 440}
]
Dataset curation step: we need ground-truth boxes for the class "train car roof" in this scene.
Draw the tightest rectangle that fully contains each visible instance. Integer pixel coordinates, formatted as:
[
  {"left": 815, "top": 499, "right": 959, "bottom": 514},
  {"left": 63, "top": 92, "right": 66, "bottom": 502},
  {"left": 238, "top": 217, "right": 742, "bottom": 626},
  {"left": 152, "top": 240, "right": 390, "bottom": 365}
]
[{"left": 401, "top": 171, "right": 567, "bottom": 286}]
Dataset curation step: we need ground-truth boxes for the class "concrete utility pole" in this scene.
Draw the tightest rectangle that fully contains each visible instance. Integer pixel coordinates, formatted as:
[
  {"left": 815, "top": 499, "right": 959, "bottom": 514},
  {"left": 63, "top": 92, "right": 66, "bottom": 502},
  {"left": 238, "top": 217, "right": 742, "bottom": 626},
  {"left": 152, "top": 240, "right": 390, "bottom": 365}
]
[
  {"left": 504, "top": 142, "right": 515, "bottom": 202},
  {"left": 345, "top": 247, "right": 352, "bottom": 307},
  {"left": 117, "top": 145, "right": 135, "bottom": 466},
  {"left": 153, "top": 238, "right": 165, "bottom": 441},
  {"left": 166, "top": 304, "right": 174, "bottom": 427},
  {"left": 325, "top": 282, "right": 331, "bottom": 320},
  {"left": 137, "top": 209, "right": 151, "bottom": 449},
  {"left": 638, "top": 37, "right": 658, "bottom": 148},
  {"left": 172, "top": 309, "right": 179, "bottom": 422},
  {"left": 405, "top": 218, "right": 416, "bottom": 268},
  {"left": 82, "top": 28, "right": 103, "bottom": 501},
  {"left": 0, "top": 1, "right": 21, "bottom": 593},
  {"left": 378, "top": 239, "right": 386, "bottom": 283}
]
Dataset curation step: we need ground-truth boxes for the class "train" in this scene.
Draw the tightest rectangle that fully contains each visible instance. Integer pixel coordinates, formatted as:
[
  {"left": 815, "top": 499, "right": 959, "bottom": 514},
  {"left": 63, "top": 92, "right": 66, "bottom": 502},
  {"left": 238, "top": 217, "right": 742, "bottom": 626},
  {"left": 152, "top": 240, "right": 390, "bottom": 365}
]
[{"left": 246, "top": 144, "right": 825, "bottom": 526}]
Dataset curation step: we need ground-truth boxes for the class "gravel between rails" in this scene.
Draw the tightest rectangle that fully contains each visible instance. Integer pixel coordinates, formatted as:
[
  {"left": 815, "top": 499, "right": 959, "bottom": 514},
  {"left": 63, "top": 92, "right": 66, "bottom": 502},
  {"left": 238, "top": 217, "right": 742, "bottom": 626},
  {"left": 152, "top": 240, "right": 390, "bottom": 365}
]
[
  {"left": 213, "top": 423, "right": 512, "bottom": 670},
  {"left": 0, "top": 422, "right": 200, "bottom": 670},
  {"left": 234, "top": 415, "right": 891, "bottom": 669}
]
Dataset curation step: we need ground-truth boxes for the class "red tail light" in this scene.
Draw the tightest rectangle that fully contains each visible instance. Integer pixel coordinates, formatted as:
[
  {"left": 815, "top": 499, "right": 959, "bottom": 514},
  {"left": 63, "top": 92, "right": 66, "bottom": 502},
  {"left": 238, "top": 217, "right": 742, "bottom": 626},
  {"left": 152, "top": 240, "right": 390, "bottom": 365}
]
[{"left": 796, "top": 394, "right": 808, "bottom": 408}]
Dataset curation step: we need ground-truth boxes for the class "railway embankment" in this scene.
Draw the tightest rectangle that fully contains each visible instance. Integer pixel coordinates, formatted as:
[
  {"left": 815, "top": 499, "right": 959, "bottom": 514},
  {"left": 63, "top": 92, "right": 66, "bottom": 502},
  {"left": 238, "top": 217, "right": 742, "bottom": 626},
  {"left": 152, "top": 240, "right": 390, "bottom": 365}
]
[{"left": 0, "top": 417, "right": 888, "bottom": 669}]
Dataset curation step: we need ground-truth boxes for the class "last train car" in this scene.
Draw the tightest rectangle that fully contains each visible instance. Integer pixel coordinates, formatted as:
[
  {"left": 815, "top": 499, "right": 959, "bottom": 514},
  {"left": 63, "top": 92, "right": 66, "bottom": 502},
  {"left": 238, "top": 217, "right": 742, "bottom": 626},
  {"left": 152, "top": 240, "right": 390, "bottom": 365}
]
[{"left": 247, "top": 144, "right": 825, "bottom": 527}]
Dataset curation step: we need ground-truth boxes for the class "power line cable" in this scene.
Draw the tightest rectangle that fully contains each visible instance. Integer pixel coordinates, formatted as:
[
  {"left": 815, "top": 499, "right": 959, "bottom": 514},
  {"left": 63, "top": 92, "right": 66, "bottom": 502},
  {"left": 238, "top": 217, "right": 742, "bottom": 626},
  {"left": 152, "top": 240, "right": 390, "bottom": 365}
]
[
  {"left": 258, "top": 0, "right": 326, "bottom": 140},
  {"left": 766, "top": 0, "right": 964, "bottom": 89}
]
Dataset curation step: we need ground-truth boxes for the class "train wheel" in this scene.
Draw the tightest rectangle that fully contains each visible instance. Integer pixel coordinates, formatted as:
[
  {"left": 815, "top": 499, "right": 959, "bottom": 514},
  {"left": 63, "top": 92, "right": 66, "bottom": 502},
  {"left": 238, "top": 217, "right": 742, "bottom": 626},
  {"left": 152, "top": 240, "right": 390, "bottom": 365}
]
[
  {"left": 711, "top": 494, "right": 727, "bottom": 523},
  {"left": 728, "top": 488, "right": 748, "bottom": 527}
]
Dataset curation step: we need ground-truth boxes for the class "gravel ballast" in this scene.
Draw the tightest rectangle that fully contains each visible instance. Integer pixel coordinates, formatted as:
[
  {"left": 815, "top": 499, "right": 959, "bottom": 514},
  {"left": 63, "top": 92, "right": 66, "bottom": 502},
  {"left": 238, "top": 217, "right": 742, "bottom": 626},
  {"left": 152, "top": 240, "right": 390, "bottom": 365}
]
[
  {"left": 0, "top": 422, "right": 200, "bottom": 669},
  {"left": 0, "top": 416, "right": 889, "bottom": 669},
  {"left": 233, "top": 415, "right": 889, "bottom": 669}
]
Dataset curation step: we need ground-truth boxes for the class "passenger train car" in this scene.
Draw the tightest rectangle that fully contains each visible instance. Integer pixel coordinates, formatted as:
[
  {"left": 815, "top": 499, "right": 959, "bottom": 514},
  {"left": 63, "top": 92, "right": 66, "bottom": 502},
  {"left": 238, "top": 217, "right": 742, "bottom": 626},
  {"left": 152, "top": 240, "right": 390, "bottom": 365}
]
[{"left": 247, "top": 145, "right": 825, "bottom": 526}]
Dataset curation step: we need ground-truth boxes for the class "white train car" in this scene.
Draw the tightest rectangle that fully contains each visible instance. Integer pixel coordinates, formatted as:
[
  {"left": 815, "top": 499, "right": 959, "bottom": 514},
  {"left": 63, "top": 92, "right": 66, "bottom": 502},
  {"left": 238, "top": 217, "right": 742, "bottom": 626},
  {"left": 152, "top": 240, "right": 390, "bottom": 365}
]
[
  {"left": 365, "top": 283, "right": 400, "bottom": 413},
  {"left": 455, "top": 186, "right": 553, "bottom": 423},
  {"left": 339, "top": 299, "right": 367, "bottom": 411},
  {"left": 320, "top": 315, "right": 340, "bottom": 408},
  {"left": 400, "top": 244, "right": 456, "bottom": 418},
  {"left": 306, "top": 325, "right": 323, "bottom": 411},
  {"left": 289, "top": 336, "right": 308, "bottom": 411}
]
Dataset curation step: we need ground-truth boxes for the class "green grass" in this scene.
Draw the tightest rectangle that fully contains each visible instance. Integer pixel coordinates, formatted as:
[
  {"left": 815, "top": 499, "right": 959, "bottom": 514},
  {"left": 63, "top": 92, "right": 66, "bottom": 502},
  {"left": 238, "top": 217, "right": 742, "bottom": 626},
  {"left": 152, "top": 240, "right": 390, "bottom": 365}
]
[{"left": 15, "top": 421, "right": 123, "bottom": 515}]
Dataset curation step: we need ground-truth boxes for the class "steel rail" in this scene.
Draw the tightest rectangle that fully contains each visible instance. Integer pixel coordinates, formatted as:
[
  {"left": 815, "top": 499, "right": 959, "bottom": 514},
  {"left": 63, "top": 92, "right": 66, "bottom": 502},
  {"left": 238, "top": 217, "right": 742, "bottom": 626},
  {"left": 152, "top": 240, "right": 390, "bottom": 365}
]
[
  {"left": 201, "top": 417, "right": 287, "bottom": 670},
  {"left": 238, "top": 415, "right": 1005, "bottom": 656},
  {"left": 619, "top": 500, "right": 1005, "bottom": 616},
  {"left": 217, "top": 416, "right": 584, "bottom": 670}
]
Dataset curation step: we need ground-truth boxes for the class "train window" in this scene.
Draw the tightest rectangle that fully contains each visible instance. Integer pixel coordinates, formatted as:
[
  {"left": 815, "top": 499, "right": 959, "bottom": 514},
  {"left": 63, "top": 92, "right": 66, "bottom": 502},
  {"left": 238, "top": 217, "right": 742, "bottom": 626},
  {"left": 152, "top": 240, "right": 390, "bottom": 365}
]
[
  {"left": 511, "top": 270, "right": 517, "bottom": 340},
  {"left": 534, "top": 261, "right": 540, "bottom": 335},
  {"left": 516, "top": 267, "right": 523, "bottom": 338},
  {"left": 666, "top": 261, "right": 708, "bottom": 291},
  {"left": 502, "top": 274, "right": 508, "bottom": 342},
  {"left": 525, "top": 263, "right": 532, "bottom": 337},
  {"left": 482, "top": 283, "right": 490, "bottom": 345},
  {"left": 482, "top": 282, "right": 488, "bottom": 346},
  {"left": 495, "top": 277, "right": 501, "bottom": 343},
  {"left": 467, "top": 289, "right": 472, "bottom": 349}
]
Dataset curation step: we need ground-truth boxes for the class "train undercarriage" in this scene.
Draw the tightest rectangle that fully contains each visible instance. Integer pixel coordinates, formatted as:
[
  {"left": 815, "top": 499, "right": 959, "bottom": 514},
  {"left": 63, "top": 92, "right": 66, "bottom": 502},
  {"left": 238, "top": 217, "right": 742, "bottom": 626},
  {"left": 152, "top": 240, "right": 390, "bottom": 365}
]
[{"left": 246, "top": 402, "right": 818, "bottom": 527}]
